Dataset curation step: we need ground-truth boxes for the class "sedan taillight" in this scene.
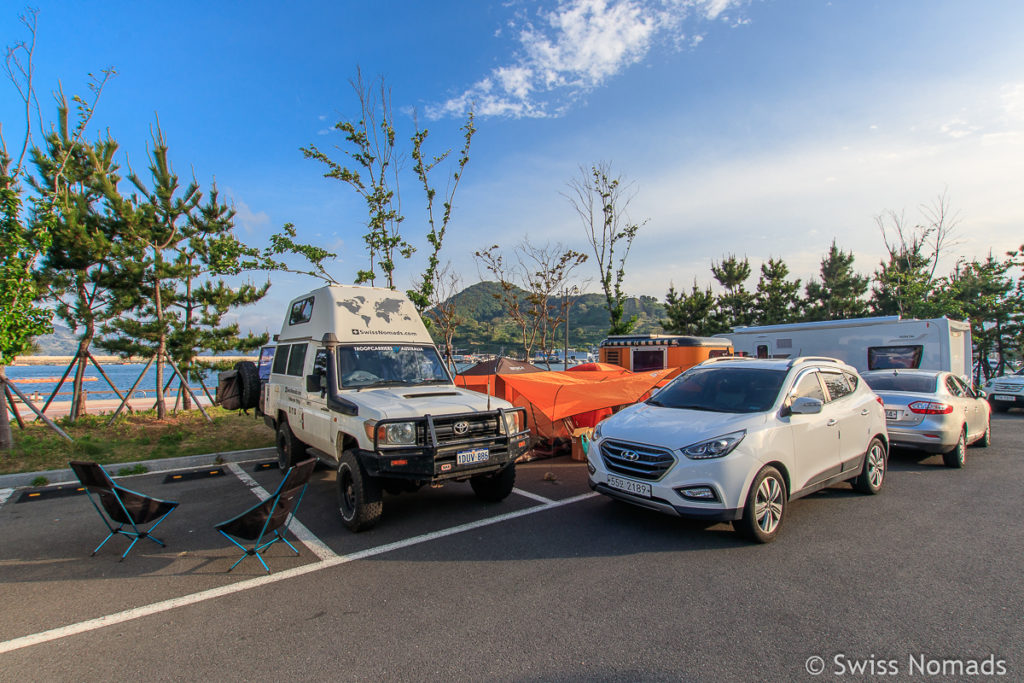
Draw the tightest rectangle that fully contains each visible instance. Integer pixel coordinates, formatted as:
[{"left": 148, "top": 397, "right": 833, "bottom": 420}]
[{"left": 908, "top": 401, "right": 953, "bottom": 415}]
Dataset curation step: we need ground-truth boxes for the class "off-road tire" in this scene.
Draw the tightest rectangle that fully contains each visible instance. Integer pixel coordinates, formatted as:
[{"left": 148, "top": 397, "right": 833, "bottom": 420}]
[
  {"left": 235, "top": 361, "right": 260, "bottom": 410},
  {"left": 470, "top": 463, "right": 517, "bottom": 502},
  {"left": 337, "top": 450, "right": 383, "bottom": 531},
  {"left": 276, "top": 420, "right": 306, "bottom": 470},
  {"left": 942, "top": 428, "right": 967, "bottom": 468},
  {"left": 734, "top": 466, "right": 786, "bottom": 544},
  {"left": 852, "top": 437, "right": 887, "bottom": 494}
]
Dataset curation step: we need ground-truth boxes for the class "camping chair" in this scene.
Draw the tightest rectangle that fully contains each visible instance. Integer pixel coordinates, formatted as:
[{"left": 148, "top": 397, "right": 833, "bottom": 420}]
[
  {"left": 69, "top": 461, "right": 180, "bottom": 561},
  {"left": 215, "top": 458, "right": 316, "bottom": 573}
]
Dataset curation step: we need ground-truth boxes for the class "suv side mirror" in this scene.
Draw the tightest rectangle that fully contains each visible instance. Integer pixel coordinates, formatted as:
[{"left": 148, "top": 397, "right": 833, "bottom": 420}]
[
  {"left": 306, "top": 373, "right": 326, "bottom": 394},
  {"left": 789, "top": 396, "right": 823, "bottom": 415}
]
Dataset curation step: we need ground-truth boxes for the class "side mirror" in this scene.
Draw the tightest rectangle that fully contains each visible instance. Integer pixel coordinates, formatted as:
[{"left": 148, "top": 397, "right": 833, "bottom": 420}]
[
  {"left": 790, "top": 396, "right": 823, "bottom": 415},
  {"left": 306, "top": 373, "right": 325, "bottom": 393}
]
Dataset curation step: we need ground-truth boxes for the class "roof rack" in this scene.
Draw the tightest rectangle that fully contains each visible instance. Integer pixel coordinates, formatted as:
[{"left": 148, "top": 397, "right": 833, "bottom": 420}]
[
  {"left": 786, "top": 356, "right": 844, "bottom": 367},
  {"left": 699, "top": 355, "right": 755, "bottom": 364}
]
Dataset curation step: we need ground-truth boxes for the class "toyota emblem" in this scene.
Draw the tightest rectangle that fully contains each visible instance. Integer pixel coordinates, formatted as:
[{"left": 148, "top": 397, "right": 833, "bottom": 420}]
[
  {"left": 453, "top": 420, "right": 470, "bottom": 435},
  {"left": 622, "top": 450, "right": 640, "bottom": 462}
]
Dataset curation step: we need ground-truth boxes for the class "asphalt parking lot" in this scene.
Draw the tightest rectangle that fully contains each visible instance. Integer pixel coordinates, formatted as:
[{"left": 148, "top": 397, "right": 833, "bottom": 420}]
[{"left": 1, "top": 413, "right": 1022, "bottom": 681}]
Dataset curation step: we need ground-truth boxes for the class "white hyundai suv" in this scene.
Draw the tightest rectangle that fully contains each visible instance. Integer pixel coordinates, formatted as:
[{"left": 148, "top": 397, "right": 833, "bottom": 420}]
[{"left": 587, "top": 356, "right": 888, "bottom": 542}]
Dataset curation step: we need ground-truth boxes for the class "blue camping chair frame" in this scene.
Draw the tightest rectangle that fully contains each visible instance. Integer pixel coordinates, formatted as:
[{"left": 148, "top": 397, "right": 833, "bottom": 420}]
[
  {"left": 215, "top": 458, "right": 316, "bottom": 573},
  {"left": 69, "top": 461, "right": 180, "bottom": 561}
]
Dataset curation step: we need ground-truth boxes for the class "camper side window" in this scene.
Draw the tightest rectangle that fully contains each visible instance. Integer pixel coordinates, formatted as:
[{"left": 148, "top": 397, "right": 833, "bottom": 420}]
[
  {"left": 286, "top": 343, "right": 308, "bottom": 377},
  {"left": 868, "top": 345, "right": 923, "bottom": 370},
  {"left": 289, "top": 296, "right": 314, "bottom": 325},
  {"left": 272, "top": 345, "right": 290, "bottom": 375}
]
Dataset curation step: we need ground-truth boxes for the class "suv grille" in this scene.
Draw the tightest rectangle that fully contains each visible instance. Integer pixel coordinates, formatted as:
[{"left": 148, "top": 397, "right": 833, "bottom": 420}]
[
  {"left": 427, "top": 414, "right": 502, "bottom": 444},
  {"left": 600, "top": 439, "right": 676, "bottom": 481},
  {"left": 991, "top": 381, "right": 1023, "bottom": 392}
]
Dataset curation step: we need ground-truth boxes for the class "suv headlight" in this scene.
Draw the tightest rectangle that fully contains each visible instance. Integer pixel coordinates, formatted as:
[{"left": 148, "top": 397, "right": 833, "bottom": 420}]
[
  {"left": 502, "top": 410, "right": 523, "bottom": 435},
  {"left": 365, "top": 420, "right": 418, "bottom": 446},
  {"left": 682, "top": 430, "right": 745, "bottom": 459}
]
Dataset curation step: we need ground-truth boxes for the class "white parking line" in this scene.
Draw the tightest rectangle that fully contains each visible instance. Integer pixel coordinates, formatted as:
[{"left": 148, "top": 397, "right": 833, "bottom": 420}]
[
  {"left": 0, "top": 490, "right": 599, "bottom": 655},
  {"left": 226, "top": 463, "right": 337, "bottom": 561},
  {"left": 512, "top": 487, "right": 556, "bottom": 504}
]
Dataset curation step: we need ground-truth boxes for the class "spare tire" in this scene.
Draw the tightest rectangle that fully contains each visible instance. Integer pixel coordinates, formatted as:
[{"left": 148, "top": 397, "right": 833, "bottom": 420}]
[{"left": 235, "top": 360, "right": 260, "bottom": 411}]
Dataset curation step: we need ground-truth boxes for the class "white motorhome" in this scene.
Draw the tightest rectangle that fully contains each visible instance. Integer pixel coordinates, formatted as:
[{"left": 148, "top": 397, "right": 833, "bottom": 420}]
[
  {"left": 259, "top": 285, "right": 530, "bottom": 531},
  {"left": 729, "top": 316, "right": 973, "bottom": 381}
]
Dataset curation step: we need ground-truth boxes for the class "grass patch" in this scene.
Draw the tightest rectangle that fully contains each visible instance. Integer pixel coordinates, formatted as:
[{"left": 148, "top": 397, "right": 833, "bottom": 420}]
[
  {"left": 0, "top": 407, "right": 274, "bottom": 475},
  {"left": 117, "top": 464, "right": 149, "bottom": 476}
]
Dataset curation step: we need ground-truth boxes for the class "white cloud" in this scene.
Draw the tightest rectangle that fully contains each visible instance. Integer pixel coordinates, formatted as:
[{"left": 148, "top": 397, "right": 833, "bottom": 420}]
[
  {"left": 429, "top": 0, "right": 746, "bottom": 119},
  {"left": 228, "top": 193, "right": 271, "bottom": 235}
]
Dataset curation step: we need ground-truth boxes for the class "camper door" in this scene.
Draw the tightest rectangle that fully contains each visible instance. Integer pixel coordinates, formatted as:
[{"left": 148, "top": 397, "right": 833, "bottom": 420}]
[{"left": 632, "top": 346, "right": 667, "bottom": 371}]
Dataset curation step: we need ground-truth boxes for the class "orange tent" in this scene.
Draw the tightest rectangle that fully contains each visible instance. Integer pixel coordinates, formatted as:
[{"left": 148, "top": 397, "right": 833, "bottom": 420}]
[{"left": 499, "top": 368, "right": 675, "bottom": 422}]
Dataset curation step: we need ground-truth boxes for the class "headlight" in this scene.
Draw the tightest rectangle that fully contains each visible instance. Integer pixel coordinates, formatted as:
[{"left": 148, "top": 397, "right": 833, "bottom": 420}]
[
  {"left": 682, "top": 430, "right": 745, "bottom": 459},
  {"left": 365, "top": 420, "right": 418, "bottom": 446},
  {"left": 502, "top": 410, "right": 523, "bottom": 434},
  {"left": 593, "top": 422, "right": 604, "bottom": 440}
]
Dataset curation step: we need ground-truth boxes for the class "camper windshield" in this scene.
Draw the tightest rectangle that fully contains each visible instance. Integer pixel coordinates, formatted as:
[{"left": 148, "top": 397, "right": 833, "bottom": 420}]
[{"left": 337, "top": 344, "right": 451, "bottom": 389}]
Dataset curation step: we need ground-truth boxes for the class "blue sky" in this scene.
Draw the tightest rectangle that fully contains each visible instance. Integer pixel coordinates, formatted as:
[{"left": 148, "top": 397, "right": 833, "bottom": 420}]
[{"left": 3, "top": 1, "right": 1023, "bottom": 337}]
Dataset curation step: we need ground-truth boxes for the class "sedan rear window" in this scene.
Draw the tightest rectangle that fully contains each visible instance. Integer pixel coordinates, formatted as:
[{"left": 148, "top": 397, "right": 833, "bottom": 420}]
[
  {"left": 649, "top": 367, "right": 788, "bottom": 413},
  {"left": 863, "top": 373, "right": 938, "bottom": 393}
]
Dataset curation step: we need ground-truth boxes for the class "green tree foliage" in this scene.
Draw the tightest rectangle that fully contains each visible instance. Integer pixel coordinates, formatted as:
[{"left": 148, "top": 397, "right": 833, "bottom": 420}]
[
  {"left": 565, "top": 162, "right": 645, "bottom": 336},
  {"left": 661, "top": 281, "right": 715, "bottom": 335},
  {"left": 753, "top": 257, "right": 802, "bottom": 325},
  {"left": 97, "top": 125, "right": 267, "bottom": 418},
  {"left": 710, "top": 254, "right": 754, "bottom": 333},
  {"left": 30, "top": 95, "right": 124, "bottom": 418},
  {"left": 803, "top": 240, "right": 870, "bottom": 320},
  {"left": 299, "top": 69, "right": 475, "bottom": 309}
]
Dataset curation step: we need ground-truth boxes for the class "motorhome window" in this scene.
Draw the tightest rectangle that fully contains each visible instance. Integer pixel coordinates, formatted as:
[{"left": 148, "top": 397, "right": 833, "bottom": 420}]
[
  {"left": 777, "top": 338, "right": 793, "bottom": 349},
  {"left": 650, "top": 367, "right": 787, "bottom": 413},
  {"left": 821, "top": 372, "right": 853, "bottom": 401},
  {"left": 632, "top": 349, "right": 664, "bottom": 372},
  {"left": 271, "top": 345, "right": 290, "bottom": 375},
  {"left": 862, "top": 373, "right": 938, "bottom": 393},
  {"left": 288, "top": 296, "right": 314, "bottom": 326},
  {"left": 258, "top": 346, "right": 276, "bottom": 381},
  {"left": 868, "top": 345, "right": 923, "bottom": 370},
  {"left": 791, "top": 372, "right": 825, "bottom": 403},
  {"left": 286, "top": 343, "right": 308, "bottom": 376},
  {"left": 336, "top": 345, "right": 450, "bottom": 389}
]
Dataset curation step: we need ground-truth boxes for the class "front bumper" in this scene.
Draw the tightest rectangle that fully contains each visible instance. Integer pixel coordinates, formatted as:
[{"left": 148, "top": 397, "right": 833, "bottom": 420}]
[{"left": 589, "top": 480, "right": 742, "bottom": 521}]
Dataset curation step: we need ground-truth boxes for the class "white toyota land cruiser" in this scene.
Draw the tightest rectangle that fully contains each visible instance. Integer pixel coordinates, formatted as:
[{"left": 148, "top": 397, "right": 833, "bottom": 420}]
[{"left": 258, "top": 285, "right": 530, "bottom": 531}]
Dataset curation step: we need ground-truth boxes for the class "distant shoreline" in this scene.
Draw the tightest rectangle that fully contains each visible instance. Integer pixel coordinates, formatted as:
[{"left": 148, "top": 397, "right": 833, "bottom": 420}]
[{"left": 11, "top": 355, "right": 258, "bottom": 366}]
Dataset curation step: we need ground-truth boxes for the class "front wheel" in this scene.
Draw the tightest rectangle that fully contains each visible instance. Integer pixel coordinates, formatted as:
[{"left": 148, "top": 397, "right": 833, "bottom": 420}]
[
  {"left": 276, "top": 420, "right": 306, "bottom": 470},
  {"left": 852, "top": 437, "right": 887, "bottom": 494},
  {"left": 734, "top": 466, "right": 786, "bottom": 544},
  {"left": 337, "top": 450, "right": 383, "bottom": 532},
  {"left": 942, "top": 428, "right": 967, "bottom": 468},
  {"left": 470, "top": 463, "right": 516, "bottom": 502}
]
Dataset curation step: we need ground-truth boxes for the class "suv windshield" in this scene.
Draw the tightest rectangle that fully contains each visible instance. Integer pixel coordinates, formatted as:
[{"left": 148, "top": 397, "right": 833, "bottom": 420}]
[
  {"left": 338, "top": 344, "right": 451, "bottom": 389},
  {"left": 863, "top": 373, "right": 938, "bottom": 393},
  {"left": 648, "top": 366, "right": 787, "bottom": 413}
]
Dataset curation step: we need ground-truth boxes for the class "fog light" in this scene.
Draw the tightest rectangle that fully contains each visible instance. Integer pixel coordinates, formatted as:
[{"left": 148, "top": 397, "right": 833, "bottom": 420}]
[
  {"left": 586, "top": 460, "right": 596, "bottom": 475},
  {"left": 676, "top": 486, "right": 718, "bottom": 501}
]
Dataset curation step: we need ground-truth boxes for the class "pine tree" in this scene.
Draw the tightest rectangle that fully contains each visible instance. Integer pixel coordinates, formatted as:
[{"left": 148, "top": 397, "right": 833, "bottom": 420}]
[
  {"left": 753, "top": 257, "right": 802, "bottom": 325},
  {"left": 803, "top": 241, "right": 869, "bottom": 320},
  {"left": 662, "top": 280, "right": 716, "bottom": 335},
  {"left": 710, "top": 254, "right": 754, "bottom": 332}
]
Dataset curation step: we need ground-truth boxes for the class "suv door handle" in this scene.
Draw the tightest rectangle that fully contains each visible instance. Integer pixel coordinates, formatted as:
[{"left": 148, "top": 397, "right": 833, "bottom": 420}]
[
  {"left": 860, "top": 409, "right": 869, "bottom": 415},
  {"left": 827, "top": 418, "right": 838, "bottom": 426}
]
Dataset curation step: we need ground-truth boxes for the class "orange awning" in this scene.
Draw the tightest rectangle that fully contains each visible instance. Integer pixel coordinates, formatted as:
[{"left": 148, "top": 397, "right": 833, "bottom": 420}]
[{"left": 499, "top": 368, "right": 675, "bottom": 421}]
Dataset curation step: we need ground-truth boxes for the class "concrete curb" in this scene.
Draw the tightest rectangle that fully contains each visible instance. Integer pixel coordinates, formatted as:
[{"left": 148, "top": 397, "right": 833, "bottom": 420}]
[{"left": 0, "top": 447, "right": 278, "bottom": 490}]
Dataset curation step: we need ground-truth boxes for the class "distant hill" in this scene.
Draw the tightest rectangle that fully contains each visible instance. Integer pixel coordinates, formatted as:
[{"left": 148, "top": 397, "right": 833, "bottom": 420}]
[
  {"left": 431, "top": 281, "right": 666, "bottom": 355},
  {"left": 29, "top": 324, "right": 79, "bottom": 355}
]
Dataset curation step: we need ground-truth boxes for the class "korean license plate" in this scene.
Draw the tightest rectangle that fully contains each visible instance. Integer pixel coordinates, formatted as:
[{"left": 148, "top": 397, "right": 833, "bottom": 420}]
[
  {"left": 885, "top": 409, "right": 899, "bottom": 420},
  {"left": 607, "top": 475, "right": 652, "bottom": 498},
  {"left": 993, "top": 394, "right": 1017, "bottom": 402},
  {"left": 456, "top": 447, "right": 490, "bottom": 465}
]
